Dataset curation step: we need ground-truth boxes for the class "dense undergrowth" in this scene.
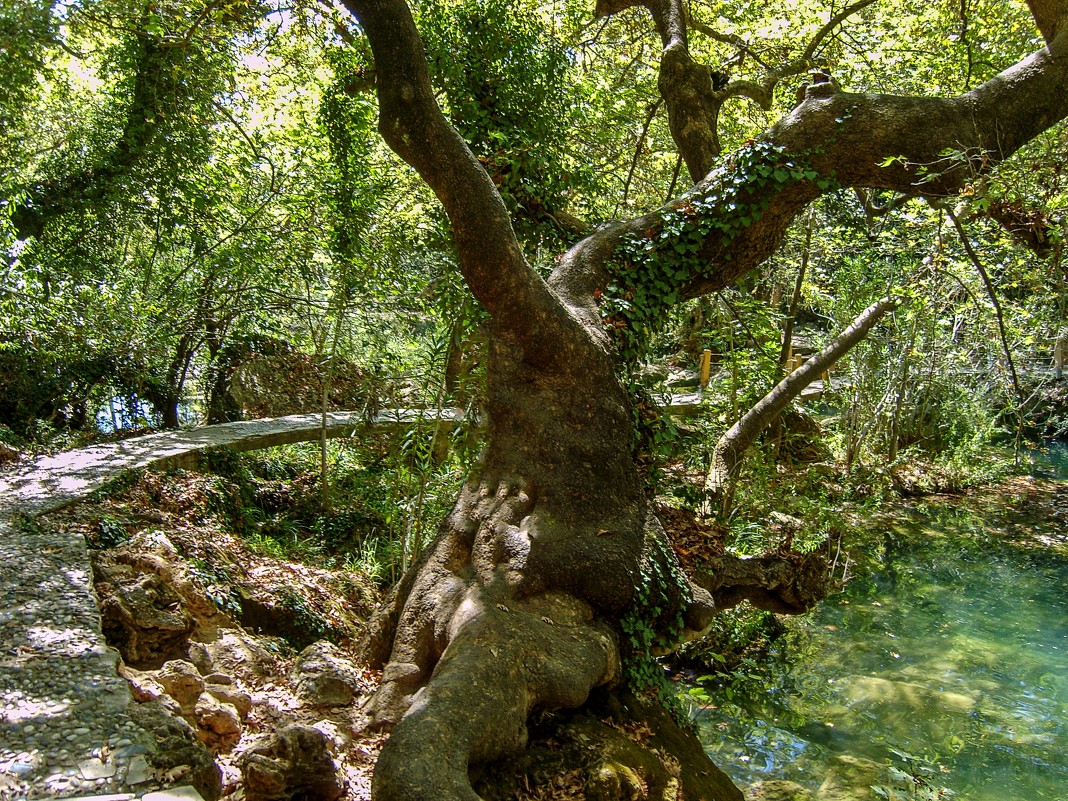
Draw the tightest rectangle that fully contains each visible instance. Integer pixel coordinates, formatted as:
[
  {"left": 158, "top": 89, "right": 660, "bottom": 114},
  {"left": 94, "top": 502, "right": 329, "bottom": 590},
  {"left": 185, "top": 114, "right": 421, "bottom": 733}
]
[{"left": 48, "top": 384, "right": 1045, "bottom": 669}]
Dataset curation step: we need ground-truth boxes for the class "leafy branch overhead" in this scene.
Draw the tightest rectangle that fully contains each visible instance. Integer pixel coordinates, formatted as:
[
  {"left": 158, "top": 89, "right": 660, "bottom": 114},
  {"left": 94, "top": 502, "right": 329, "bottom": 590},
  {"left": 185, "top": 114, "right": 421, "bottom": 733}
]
[
  {"left": 348, "top": 0, "right": 1068, "bottom": 370},
  {"left": 9, "top": 6, "right": 251, "bottom": 240}
]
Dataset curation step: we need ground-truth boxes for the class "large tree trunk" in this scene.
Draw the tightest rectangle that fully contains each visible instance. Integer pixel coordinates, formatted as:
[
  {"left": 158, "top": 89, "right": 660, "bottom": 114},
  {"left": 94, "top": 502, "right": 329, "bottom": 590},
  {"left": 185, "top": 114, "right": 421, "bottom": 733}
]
[{"left": 363, "top": 318, "right": 734, "bottom": 800}]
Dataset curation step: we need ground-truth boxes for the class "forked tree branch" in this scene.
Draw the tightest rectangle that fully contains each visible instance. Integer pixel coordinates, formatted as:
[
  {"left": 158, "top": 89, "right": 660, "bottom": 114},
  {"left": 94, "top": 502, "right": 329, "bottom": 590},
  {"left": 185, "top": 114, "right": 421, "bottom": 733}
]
[
  {"left": 690, "top": 0, "right": 880, "bottom": 107},
  {"left": 597, "top": 0, "right": 880, "bottom": 182},
  {"left": 596, "top": 0, "right": 721, "bottom": 179},
  {"left": 548, "top": 17, "right": 1068, "bottom": 370},
  {"left": 666, "top": 31, "right": 1068, "bottom": 299}
]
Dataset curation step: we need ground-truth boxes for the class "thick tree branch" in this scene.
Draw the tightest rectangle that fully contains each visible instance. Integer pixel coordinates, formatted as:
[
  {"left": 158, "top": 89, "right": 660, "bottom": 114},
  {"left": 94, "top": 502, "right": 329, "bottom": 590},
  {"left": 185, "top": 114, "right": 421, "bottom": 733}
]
[
  {"left": 774, "top": 41, "right": 1068, "bottom": 191},
  {"left": 341, "top": 0, "right": 583, "bottom": 363},
  {"left": 1027, "top": 0, "right": 1068, "bottom": 43},
  {"left": 551, "top": 31, "right": 1068, "bottom": 350},
  {"left": 642, "top": 0, "right": 721, "bottom": 179},
  {"left": 596, "top": 0, "right": 720, "bottom": 179},
  {"left": 592, "top": 32, "right": 1068, "bottom": 304}
]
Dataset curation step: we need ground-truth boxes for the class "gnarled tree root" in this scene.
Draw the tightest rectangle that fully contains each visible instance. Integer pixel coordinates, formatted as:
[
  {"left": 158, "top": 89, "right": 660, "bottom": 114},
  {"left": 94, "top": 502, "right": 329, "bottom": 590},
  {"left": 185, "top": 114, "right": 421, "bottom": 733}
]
[
  {"left": 371, "top": 586, "right": 619, "bottom": 801},
  {"left": 362, "top": 482, "right": 728, "bottom": 800},
  {"left": 472, "top": 689, "right": 743, "bottom": 801}
]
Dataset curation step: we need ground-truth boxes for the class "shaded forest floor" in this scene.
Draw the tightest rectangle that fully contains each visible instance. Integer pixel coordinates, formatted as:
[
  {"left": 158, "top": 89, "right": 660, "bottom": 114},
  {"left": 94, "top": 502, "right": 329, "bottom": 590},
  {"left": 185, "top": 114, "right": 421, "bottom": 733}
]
[{"left": 39, "top": 465, "right": 389, "bottom": 799}]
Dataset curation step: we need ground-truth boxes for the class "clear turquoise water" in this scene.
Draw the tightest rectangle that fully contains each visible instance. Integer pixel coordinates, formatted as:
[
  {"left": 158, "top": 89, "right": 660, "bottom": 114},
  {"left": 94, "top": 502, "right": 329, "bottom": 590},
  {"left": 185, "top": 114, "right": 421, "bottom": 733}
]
[
  {"left": 691, "top": 499, "right": 1068, "bottom": 799},
  {"left": 1028, "top": 439, "right": 1068, "bottom": 480}
]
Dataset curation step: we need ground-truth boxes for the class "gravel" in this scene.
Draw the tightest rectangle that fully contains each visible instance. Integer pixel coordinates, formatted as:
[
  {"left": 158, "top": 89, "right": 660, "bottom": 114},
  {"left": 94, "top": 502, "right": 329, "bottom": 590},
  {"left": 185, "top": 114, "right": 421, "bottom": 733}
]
[{"left": 0, "top": 520, "right": 167, "bottom": 799}]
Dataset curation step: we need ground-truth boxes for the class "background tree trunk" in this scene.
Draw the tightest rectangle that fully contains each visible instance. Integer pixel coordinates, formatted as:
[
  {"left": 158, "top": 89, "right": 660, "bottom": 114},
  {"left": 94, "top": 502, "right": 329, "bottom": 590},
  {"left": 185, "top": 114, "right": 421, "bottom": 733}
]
[{"left": 1056, "top": 329, "right": 1067, "bottom": 379}]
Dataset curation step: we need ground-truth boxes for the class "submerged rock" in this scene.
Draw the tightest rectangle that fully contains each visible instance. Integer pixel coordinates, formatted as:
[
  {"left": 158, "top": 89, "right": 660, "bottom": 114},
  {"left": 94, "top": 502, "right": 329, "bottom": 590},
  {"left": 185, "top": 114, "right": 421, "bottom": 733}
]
[
  {"left": 841, "top": 675, "right": 975, "bottom": 713},
  {"left": 816, "top": 754, "right": 881, "bottom": 801},
  {"left": 746, "top": 780, "right": 816, "bottom": 801}
]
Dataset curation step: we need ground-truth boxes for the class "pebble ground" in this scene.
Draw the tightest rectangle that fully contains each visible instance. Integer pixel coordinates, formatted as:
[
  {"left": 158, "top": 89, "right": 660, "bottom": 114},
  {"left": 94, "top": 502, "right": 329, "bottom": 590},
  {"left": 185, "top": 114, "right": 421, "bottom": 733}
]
[{"left": 0, "top": 516, "right": 169, "bottom": 798}]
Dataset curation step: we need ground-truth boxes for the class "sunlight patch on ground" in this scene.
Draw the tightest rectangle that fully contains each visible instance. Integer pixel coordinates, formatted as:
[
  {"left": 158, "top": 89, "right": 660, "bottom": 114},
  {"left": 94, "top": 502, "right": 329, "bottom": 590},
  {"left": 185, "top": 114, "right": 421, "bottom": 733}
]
[
  {"left": 26, "top": 625, "right": 100, "bottom": 658},
  {"left": 0, "top": 692, "right": 71, "bottom": 723}
]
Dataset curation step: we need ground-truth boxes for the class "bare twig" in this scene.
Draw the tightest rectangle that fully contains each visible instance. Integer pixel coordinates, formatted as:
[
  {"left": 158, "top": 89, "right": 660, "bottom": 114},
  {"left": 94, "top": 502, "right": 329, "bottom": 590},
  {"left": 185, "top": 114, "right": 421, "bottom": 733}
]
[{"left": 947, "top": 209, "right": 1023, "bottom": 404}]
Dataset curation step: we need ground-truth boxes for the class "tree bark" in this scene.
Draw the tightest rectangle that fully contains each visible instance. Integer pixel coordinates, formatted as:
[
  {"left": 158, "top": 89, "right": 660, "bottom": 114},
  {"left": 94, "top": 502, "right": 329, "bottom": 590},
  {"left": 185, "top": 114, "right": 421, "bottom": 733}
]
[
  {"left": 361, "top": 326, "right": 724, "bottom": 800},
  {"left": 1056, "top": 330, "right": 1067, "bottom": 380}
]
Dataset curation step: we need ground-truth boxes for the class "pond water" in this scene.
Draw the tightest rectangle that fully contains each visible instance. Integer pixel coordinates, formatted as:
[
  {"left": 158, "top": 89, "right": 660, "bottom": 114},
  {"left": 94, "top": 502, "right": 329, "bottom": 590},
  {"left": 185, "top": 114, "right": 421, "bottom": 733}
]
[
  {"left": 690, "top": 494, "right": 1068, "bottom": 799},
  {"left": 1027, "top": 438, "right": 1068, "bottom": 480}
]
